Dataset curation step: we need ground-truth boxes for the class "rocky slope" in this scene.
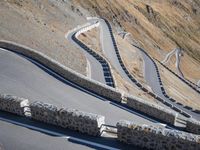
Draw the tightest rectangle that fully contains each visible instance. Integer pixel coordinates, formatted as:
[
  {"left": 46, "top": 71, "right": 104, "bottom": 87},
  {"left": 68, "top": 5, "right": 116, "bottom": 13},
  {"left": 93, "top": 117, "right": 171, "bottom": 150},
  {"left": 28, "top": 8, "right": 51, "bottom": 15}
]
[
  {"left": 74, "top": 0, "right": 200, "bottom": 82},
  {"left": 0, "top": 0, "right": 199, "bottom": 108},
  {"left": 0, "top": 0, "right": 87, "bottom": 74}
]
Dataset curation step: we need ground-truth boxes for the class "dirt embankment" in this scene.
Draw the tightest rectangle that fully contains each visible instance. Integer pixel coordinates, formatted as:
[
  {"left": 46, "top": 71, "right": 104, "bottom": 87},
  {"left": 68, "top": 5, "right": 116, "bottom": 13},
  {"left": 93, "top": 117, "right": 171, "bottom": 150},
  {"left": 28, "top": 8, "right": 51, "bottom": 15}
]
[{"left": 0, "top": 0, "right": 87, "bottom": 74}]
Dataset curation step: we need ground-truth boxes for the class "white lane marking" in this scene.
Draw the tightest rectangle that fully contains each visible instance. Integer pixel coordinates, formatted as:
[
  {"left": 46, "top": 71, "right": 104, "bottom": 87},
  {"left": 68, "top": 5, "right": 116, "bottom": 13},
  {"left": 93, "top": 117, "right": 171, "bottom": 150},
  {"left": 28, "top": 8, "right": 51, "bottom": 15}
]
[
  {"left": 0, "top": 117, "right": 119, "bottom": 150},
  {"left": 86, "top": 59, "right": 92, "bottom": 78}
]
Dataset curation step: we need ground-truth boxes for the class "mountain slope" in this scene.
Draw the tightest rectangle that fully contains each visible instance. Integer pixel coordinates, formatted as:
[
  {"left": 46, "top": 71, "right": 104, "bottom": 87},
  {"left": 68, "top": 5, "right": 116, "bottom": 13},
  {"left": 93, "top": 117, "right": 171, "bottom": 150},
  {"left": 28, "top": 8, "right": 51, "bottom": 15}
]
[{"left": 74, "top": 0, "right": 200, "bottom": 82}]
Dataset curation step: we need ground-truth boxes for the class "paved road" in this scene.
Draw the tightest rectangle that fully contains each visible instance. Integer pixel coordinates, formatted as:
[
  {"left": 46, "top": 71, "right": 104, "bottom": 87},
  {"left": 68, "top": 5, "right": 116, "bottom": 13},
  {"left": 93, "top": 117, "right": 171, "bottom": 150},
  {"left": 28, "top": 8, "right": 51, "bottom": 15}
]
[
  {"left": 140, "top": 48, "right": 200, "bottom": 120},
  {"left": 0, "top": 48, "right": 165, "bottom": 149},
  {"left": 161, "top": 50, "right": 200, "bottom": 92},
  {"left": 66, "top": 23, "right": 106, "bottom": 84},
  {"left": 0, "top": 49, "right": 171, "bottom": 149},
  {"left": 0, "top": 48, "right": 159, "bottom": 126},
  {"left": 64, "top": 18, "right": 200, "bottom": 121},
  {"left": 67, "top": 18, "right": 200, "bottom": 120},
  {"left": 162, "top": 48, "right": 184, "bottom": 78},
  {"left": 0, "top": 112, "right": 138, "bottom": 150},
  {"left": 86, "top": 18, "right": 137, "bottom": 88}
]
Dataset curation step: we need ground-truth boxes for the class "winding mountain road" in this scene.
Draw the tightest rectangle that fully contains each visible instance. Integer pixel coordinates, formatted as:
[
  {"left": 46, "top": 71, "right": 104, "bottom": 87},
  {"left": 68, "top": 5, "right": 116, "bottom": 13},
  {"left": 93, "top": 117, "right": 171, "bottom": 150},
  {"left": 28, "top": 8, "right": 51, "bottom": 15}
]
[
  {"left": 1, "top": 17, "right": 199, "bottom": 150},
  {"left": 162, "top": 48, "right": 184, "bottom": 78},
  {"left": 0, "top": 48, "right": 160, "bottom": 126},
  {"left": 0, "top": 47, "right": 168, "bottom": 149},
  {"left": 87, "top": 18, "right": 138, "bottom": 88},
  {"left": 137, "top": 46, "right": 200, "bottom": 120},
  {"left": 70, "top": 18, "right": 200, "bottom": 119},
  {"left": 66, "top": 22, "right": 106, "bottom": 85}
]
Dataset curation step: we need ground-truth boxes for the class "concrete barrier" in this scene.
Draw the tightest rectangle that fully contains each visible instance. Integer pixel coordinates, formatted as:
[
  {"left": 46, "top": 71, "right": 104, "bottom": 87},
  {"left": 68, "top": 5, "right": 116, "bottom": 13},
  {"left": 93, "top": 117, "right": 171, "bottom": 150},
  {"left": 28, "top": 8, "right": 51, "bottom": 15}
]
[
  {"left": 186, "top": 118, "right": 200, "bottom": 135},
  {"left": 125, "top": 94, "right": 177, "bottom": 125},
  {"left": 0, "top": 40, "right": 121, "bottom": 103},
  {"left": 30, "top": 101, "right": 105, "bottom": 136},
  {"left": 117, "top": 120, "right": 200, "bottom": 150},
  {"left": 0, "top": 94, "right": 29, "bottom": 116}
]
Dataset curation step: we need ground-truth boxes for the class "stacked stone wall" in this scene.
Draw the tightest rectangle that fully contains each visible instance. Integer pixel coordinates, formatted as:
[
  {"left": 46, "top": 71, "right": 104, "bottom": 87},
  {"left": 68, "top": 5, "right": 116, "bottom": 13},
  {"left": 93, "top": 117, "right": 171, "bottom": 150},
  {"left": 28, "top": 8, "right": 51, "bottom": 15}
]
[
  {"left": 0, "top": 40, "right": 121, "bottom": 103},
  {"left": 126, "top": 94, "right": 177, "bottom": 125},
  {"left": 0, "top": 94, "right": 29, "bottom": 116},
  {"left": 0, "top": 41, "right": 187, "bottom": 126},
  {"left": 30, "top": 101, "right": 105, "bottom": 136},
  {"left": 186, "top": 118, "right": 200, "bottom": 135},
  {"left": 117, "top": 120, "right": 200, "bottom": 150}
]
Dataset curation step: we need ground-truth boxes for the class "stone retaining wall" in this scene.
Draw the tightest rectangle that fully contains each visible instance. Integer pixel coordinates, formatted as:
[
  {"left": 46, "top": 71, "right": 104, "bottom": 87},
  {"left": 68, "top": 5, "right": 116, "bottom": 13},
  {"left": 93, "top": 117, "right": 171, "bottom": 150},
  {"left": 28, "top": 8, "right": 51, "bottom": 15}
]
[
  {"left": 0, "top": 94, "right": 29, "bottom": 116},
  {"left": 30, "top": 101, "right": 105, "bottom": 136},
  {"left": 186, "top": 118, "right": 200, "bottom": 135},
  {"left": 117, "top": 120, "right": 200, "bottom": 150},
  {"left": 126, "top": 94, "right": 177, "bottom": 125},
  {"left": 0, "top": 40, "right": 121, "bottom": 103}
]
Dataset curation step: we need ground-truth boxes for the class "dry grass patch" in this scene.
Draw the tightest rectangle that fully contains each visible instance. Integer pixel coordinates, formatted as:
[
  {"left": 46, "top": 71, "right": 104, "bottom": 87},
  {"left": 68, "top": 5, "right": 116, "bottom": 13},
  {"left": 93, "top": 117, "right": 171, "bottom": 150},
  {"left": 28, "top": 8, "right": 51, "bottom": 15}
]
[
  {"left": 0, "top": 0, "right": 87, "bottom": 75},
  {"left": 157, "top": 61, "right": 200, "bottom": 110}
]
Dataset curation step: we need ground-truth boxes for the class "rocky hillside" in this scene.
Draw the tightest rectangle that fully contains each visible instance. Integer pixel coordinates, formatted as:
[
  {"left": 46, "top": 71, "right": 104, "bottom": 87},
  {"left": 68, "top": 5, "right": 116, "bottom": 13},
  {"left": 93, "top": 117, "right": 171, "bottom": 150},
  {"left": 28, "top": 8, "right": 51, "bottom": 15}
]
[
  {"left": 0, "top": 0, "right": 87, "bottom": 74},
  {"left": 0, "top": 0, "right": 199, "bottom": 82},
  {"left": 73, "top": 0, "right": 200, "bottom": 82}
]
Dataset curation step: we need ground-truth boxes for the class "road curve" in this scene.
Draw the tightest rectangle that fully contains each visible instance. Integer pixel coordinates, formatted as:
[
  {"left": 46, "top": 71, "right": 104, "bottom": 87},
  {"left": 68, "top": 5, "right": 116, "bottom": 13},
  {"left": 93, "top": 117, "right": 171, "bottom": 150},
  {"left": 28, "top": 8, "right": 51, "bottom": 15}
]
[
  {"left": 0, "top": 112, "right": 136, "bottom": 150},
  {"left": 162, "top": 48, "right": 184, "bottom": 78},
  {"left": 87, "top": 18, "right": 138, "bottom": 88},
  {"left": 0, "top": 47, "right": 170, "bottom": 149},
  {"left": 137, "top": 46, "right": 200, "bottom": 120},
  {"left": 162, "top": 49, "right": 200, "bottom": 91},
  {"left": 68, "top": 18, "right": 200, "bottom": 120},
  {"left": 66, "top": 22, "right": 106, "bottom": 85},
  {"left": 0, "top": 48, "right": 162, "bottom": 126},
  {"left": 66, "top": 21, "right": 115, "bottom": 87}
]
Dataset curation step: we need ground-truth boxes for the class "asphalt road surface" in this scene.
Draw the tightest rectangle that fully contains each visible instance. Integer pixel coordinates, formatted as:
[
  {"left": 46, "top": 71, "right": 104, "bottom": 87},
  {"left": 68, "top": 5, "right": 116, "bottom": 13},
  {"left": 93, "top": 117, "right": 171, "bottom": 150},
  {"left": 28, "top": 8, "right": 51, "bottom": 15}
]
[
  {"left": 0, "top": 48, "right": 168, "bottom": 149},
  {"left": 99, "top": 19, "right": 136, "bottom": 86},
  {"left": 66, "top": 23, "right": 106, "bottom": 84},
  {"left": 0, "top": 48, "right": 160, "bottom": 126},
  {"left": 67, "top": 18, "right": 199, "bottom": 120},
  {"left": 0, "top": 112, "right": 139, "bottom": 150},
  {"left": 140, "top": 49, "right": 200, "bottom": 120},
  {"left": 85, "top": 18, "right": 137, "bottom": 88}
]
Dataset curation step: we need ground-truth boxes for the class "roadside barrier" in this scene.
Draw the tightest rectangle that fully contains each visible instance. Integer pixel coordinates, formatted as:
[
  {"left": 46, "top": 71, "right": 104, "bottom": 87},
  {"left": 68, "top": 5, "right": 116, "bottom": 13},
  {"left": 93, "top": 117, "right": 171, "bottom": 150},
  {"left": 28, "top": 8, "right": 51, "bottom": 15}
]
[
  {"left": 0, "top": 94, "right": 29, "bottom": 116},
  {"left": 30, "top": 101, "right": 105, "bottom": 136},
  {"left": 117, "top": 120, "right": 200, "bottom": 149},
  {"left": 0, "top": 40, "right": 121, "bottom": 103},
  {"left": 185, "top": 118, "right": 200, "bottom": 135},
  {"left": 125, "top": 94, "right": 178, "bottom": 125}
]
